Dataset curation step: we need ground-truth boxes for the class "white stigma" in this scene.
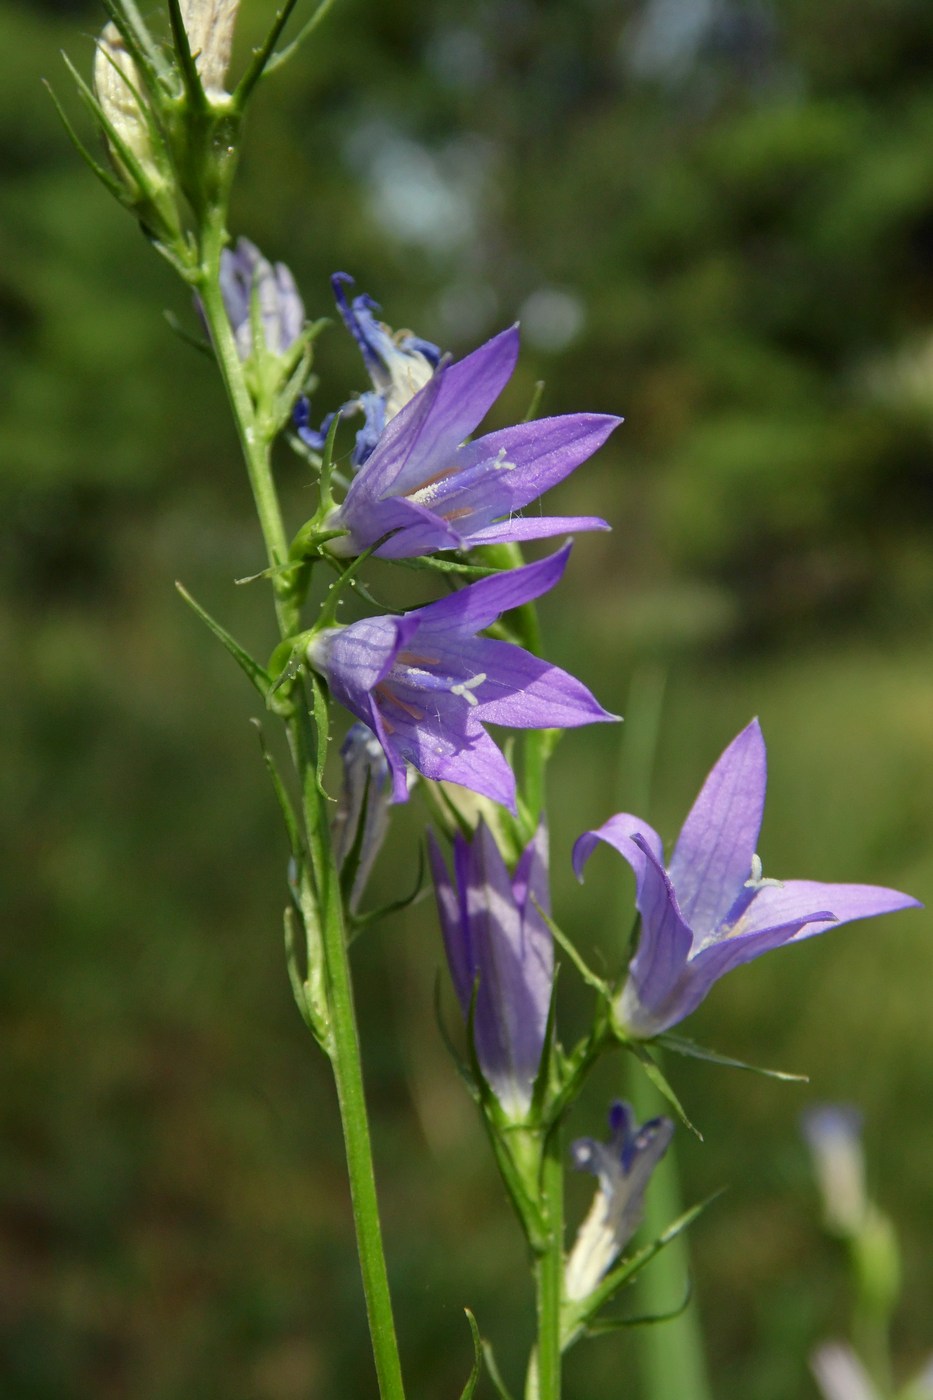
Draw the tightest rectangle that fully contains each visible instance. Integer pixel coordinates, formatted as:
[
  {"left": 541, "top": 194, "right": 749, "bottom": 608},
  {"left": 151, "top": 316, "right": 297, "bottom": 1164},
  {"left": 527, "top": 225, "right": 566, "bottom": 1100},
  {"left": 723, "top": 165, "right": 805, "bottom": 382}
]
[
  {"left": 744, "top": 853, "right": 783, "bottom": 890},
  {"left": 492, "top": 446, "right": 516, "bottom": 470},
  {"left": 449, "top": 673, "right": 487, "bottom": 707}
]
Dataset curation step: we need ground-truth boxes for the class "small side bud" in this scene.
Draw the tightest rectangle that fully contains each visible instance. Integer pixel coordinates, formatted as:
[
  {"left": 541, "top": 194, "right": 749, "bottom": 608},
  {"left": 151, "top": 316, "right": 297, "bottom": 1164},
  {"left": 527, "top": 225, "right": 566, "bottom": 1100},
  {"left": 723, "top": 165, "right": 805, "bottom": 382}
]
[{"left": 93, "top": 23, "right": 156, "bottom": 181}]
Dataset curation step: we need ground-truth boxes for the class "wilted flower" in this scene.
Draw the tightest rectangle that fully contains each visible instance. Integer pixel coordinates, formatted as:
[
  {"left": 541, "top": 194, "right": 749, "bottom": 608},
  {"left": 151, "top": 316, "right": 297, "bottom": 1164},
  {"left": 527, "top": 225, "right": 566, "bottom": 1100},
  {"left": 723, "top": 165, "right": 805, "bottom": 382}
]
[
  {"left": 305, "top": 544, "right": 617, "bottom": 812},
  {"left": 217, "top": 237, "right": 305, "bottom": 360},
  {"left": 801, "top": 1105, "right": 867, "bottom": 1236},
  {"left": 430, "top": 820, "right": 552, "bottom": 1118},
  {"left": 322, "top": 322, "right": 618, "bottom": 559},
  {"left": 573, "top": 719, "right": 920, "bottom": 1039},
  {"left": 332, "top": 724, "right": 395, "bottom": 912},
  {"left": 564, "top": 1102, "right": 673, "bottom": 1301}
]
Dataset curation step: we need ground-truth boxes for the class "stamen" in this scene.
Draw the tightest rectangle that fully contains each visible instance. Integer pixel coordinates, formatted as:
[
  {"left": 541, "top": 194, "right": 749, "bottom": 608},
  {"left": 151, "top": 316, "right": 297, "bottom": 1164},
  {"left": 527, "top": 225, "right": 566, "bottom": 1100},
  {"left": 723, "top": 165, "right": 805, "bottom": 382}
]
[
  {"left": 406, "top": 466, "right": 460, "bottom": 506},
  {"left": 450, "top": 673, "right": 487, "bottom": 707},
  {"left": 375, "top": 682, "right": 425, "bottom": 722}
]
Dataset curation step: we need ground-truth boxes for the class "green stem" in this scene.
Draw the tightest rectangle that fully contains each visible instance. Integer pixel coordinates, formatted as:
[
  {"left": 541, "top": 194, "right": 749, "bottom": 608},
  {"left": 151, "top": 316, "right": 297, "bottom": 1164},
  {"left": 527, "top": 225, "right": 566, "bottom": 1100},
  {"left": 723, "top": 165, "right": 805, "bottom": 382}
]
[
  {"left": 197, "top": 230, "right": 406, "bottom": 1400},
  {"left": 531, "top": 1127, "right": 564, "bottom": 1400}
]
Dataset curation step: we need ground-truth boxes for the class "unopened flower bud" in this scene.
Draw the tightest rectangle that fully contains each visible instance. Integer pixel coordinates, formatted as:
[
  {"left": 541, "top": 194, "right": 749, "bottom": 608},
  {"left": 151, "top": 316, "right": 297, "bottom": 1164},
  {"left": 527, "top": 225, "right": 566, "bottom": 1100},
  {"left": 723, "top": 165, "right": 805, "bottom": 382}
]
[
  {"left": 93, "top": 22, "right": 156, "bottom": 182},
  {"left": 801, "top": 1105, "right": 867, "bottom": 1237},
  {"left": 218, "top": 238, "right": 305, "bottom": 361},
  {"left": 181, "top": 0, "right": 240, "bottom": 97}
]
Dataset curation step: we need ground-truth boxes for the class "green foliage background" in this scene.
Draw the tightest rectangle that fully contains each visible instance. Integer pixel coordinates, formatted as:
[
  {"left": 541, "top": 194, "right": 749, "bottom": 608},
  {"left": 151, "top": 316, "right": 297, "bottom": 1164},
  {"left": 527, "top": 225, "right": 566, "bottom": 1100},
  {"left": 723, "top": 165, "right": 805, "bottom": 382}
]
[{"left": 4, "top": 0, "right": 933, "bottom": 1396}]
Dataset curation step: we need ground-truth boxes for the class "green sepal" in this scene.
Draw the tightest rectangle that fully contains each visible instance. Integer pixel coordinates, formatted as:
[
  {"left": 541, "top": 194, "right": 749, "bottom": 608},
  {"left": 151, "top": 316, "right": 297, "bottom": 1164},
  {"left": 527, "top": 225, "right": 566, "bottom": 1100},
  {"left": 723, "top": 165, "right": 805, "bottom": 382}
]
[
  {"left": 462, "top": 984, "right": 549, "bottom": 1249},
  {"left": 163, "top": 309, "right": 212, "bottom": 355},
  {"left": 657, "top": 1033, "right": 809, "bottom": 1083},
  {"left": 433, "top": 972, "right": 481, "bottom": 1104},
  {"left": 481, "top": 1341, "right": 517, "bottom": 1400},
  {"left": 284, "top": 903, "right": 331, "bottom": 1053},
  {"left": 262, "top": 0, "right": 338, "bottom": 77},
  {"left": 523, "top": 380, "right": 545, "bottom": 423},
  {"left": 457, "top": 1309, "right": 483, "bottom": 1400},
  {"left": 395, "top": 555, "right": 504, "bottom": 580},
  {"left": 625, "top": 1040, "right": 703, "bottom": 1140},
  {"left": 233, "top": 0, "right": 303, "bottom": 105},
  {"left": 44, "top": 79, "right": 126, "bottom": 202},
  {"left": 164, "top": 0, "right": 206, "bottom": 106},
  {"left": 562, "top": 1195, "right": 716, "bottom": 1349},
  {"left": 175, "top": 581, "right": 271, "bottom": 697},
  {"left": 250, "top": 720, "right": 303, "bottom": 861},
  {"left": 581, "top": 1279, "right": 693, "bottom": 1335},
  {"left": 528, "top": 969, "right": 560, "bottom": 1121},
  {"left": 533, "top": 901, "right": 612, "bottom": 1000},
  {"left": 348, "top": 844, "right": 426, "bottom": 941},
  {"left": 99, "top": 0, "right": 171, "bottom": 95}
]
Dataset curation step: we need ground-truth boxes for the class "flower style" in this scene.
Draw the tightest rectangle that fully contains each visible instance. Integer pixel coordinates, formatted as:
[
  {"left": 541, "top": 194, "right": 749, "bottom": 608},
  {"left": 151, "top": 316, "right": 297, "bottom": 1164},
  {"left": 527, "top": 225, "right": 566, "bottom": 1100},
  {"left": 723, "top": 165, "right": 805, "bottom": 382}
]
[
  {"left": 332, "top": 723, "right": 395, "bottom": 913},
  {"left": 323, "top": 320, "right": 619, "bottom": 559},
  {"left": 218, "top": 238, "right": 305, "bottom": 360},
  {"left": 564, "top": 1102, "right": 674, "bottom": 1301},
  {"left": 429, "top": 820, "right": 552, "bottom": 1118},
  {"left": 801, "top": 1105, "right": 867, "bottom": 1236},
  {"left": 305, "top": 545, "right": 617, "bottom": 812},
  {"left": 573, "top": 719, "right": 920, "bottom": 1039}
]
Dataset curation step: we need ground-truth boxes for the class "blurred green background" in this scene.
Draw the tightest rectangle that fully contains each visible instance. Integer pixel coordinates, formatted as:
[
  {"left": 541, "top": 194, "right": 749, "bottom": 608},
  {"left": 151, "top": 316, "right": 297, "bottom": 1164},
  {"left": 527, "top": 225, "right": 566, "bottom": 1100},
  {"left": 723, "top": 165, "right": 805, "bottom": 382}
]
[{"left": 5, "top": 0, "right": 933, "bottom": 1395}]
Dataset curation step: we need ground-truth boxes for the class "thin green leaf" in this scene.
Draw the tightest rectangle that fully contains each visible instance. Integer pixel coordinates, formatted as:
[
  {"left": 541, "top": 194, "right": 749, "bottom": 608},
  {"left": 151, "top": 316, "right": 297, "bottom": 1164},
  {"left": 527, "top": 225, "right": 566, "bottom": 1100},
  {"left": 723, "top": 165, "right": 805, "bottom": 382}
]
[
  {"left": 263, "top": 0, "right": 338, "bottom": 75},
  {"left": 482, "top": 1341, "right": 517, "bottom": 1400},
  {"left": 627, "top": 1042, "right": 702, "bottom": 1140},
  {"left": 457, "top": 1309, "right": 484, "bottom": 1400},
  {"left": 99, "top": 0, "right": 169, "bottom": 93},
  {"left": 175, "top": 581, "right": 271, "bottom": 696},
  {"left": 396, "top": 555, "right": 504, "bottom": 579},
  {"left": 349, "top": 844, "right": 427, "bottom": 939},
  {"left": 658, "top": 1033, "right": 808, "bottom": 1083}
]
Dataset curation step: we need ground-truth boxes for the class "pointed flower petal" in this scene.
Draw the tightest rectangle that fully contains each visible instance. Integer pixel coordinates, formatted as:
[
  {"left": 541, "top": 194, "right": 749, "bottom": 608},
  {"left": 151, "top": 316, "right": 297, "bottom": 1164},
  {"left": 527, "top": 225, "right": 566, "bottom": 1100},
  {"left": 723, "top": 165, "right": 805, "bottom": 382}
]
[
  {"left": 306, "top": 548, "right": 616, "bottom": 812},
  {"left": 575, "top": 721, "right": 920, "bottom": 1037},
  {"left": 325, "top": 322, "right": 620, "bottom": 558}
]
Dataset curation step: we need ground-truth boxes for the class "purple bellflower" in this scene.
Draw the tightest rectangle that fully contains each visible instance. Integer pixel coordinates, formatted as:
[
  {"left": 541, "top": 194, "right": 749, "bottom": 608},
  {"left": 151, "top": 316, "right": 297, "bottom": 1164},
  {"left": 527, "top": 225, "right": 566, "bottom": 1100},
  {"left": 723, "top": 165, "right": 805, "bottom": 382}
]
[
  {"left": 573, "top": 719, "right": 920, "bottom": 1039},
  {"left": 297, "top": 273, "right": 441, "bottom": 463},
  {"left": 429, "top": 820, "right": 552, "bottom": 1118},
  {"left": 305, "top": 544, "right": 617, "bottom": 813},
  {"left": 564, "top": 1102, "right": 674, "bottom": 1301},
  {"left": 323, "top": 322, "right": 619, "bottom": 560},
  {"left": 217, "top": 237, "right": 305, "bottom": 360}
]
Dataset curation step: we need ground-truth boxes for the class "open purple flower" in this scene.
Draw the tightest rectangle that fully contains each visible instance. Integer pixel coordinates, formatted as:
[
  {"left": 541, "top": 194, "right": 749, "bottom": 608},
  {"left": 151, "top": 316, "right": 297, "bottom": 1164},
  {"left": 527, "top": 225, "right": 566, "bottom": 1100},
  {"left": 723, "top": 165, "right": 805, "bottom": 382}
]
[
  {"left": 573, "top": 719, "right": 921, "bottom": 1039},
  {"left": 323, "top": 323, "right": 619, "bottom": 559},
  {"left": 565, "top": 1102, "right": 674, "bottom": 1301},
  {"left": 305, "top": 544, "right": 617, "bottom": 812},
  {"left": 217, "top": 238, "right": 305, "bottom": 359},
  {"left": 430, "top": 820, "right": 552, "bottom": 1118}
]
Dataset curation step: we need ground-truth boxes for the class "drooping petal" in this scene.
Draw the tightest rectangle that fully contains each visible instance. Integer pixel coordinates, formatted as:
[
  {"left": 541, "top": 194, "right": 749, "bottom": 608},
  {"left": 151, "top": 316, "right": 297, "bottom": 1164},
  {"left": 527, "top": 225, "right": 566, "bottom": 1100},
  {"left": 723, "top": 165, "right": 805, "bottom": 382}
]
[
  {"left": 332, "top": 724, "right": 393, "bottom": 912},
  {"left": 738, "top": 878, "right": 922, "bottom": 944},
  {"left": 668, "top": 719, "right": 767, "bottom": 935},
  {"left": 429, "top": 832, "right": 473, "bottom": 1012}
]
